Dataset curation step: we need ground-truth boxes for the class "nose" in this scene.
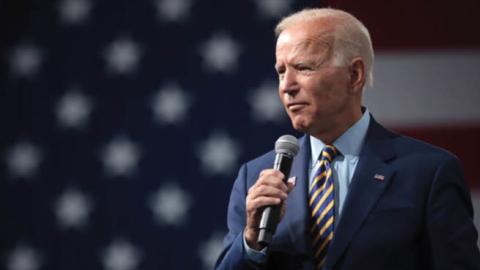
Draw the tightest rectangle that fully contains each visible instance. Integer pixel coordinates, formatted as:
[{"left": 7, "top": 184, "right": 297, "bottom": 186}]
[{"left": 279, "top": 69, "right": 299, "bottom": 97}]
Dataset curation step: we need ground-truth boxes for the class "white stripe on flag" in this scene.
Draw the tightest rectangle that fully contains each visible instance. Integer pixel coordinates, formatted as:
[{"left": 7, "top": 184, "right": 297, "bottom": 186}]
[{"left": 364, "top": 51, "right": 480, "bottom": 127}]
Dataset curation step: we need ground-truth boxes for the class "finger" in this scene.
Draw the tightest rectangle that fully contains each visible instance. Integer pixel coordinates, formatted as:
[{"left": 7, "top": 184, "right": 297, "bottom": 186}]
[
  {"left": 248, "top": 185, "right": 288, "bottom": 200},
  {"left": 248, "top": 185, "right": 254, "bottom": 194},
  {"left": 259, "top": 169, "right": 285, "bottom": 181},
  {"left": 247, "top": 196, "right": 282, "bottom": 212},
  {"left": 256, "top": 175, "right": 288, "bottom": 192}
]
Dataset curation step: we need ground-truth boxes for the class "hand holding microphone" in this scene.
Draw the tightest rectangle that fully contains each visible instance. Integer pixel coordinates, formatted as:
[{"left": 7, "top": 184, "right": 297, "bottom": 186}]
[{"left": 244, "top": 135, "right": 299, "bottom": 249}]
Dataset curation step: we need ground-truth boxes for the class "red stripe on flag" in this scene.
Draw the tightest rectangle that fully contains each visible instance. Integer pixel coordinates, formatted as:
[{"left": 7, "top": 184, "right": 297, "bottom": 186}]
[
  {"left": 395, "top": 126, "right": 480, "bottom": 189},
  {"left": 324, "top": 0, "right": 480, "bottom": 50}
]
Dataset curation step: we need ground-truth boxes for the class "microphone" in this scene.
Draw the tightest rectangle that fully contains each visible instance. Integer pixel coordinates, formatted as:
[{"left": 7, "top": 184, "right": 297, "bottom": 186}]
[{"left": 257, "top": 135, "right": 300, "bottom": 247}]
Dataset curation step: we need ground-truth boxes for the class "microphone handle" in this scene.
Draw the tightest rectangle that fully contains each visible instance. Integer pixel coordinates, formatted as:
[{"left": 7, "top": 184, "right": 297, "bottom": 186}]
[{"left": 257, "top": 153, "right": 293, "bottom": 247}]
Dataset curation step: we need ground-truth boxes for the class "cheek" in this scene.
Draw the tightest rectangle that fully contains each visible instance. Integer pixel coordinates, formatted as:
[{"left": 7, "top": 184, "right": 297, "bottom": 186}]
[
  {"left": 310, "top": 76, "right": 343, "bottom": 101},
  {"left": 306, "top": 81, "right": 329, "bottom": 105},
  {"left": 278, "top": 92, "right": 288, "bottom": 108}
]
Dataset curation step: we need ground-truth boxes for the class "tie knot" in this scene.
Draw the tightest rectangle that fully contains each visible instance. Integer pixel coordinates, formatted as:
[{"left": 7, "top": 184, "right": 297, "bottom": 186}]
[{"left": 319, "top": 145, "right": 338, "bottom": 163}]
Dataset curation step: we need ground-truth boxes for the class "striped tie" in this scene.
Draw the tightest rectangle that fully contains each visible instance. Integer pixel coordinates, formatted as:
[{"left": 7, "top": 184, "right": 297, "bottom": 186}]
[{"left": 309, "top": 145, "right": 338, "bottom": 269}]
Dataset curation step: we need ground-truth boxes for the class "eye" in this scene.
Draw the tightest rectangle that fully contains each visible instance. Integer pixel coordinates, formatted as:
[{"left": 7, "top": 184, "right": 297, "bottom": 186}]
[
  {"left": 296, "top": 64, "right": 312, "bottom": 71},
  {"left": 275, "top": 67, "right": 285, "bottom": 78}
]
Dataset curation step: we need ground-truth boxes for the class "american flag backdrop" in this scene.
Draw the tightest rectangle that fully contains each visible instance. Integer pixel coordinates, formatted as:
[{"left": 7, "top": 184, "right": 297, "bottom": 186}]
[
  {"left": 0, "top": 0, "right": 317, "bottom": 269},
  {"left": 1, "top": 0, "right": 479, "bottom": 270}
]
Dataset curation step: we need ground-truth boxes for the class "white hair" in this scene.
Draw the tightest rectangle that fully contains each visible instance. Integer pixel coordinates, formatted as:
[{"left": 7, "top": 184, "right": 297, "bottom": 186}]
[{"left": 275, "top": 8, "right": 374, "bottom": 87}]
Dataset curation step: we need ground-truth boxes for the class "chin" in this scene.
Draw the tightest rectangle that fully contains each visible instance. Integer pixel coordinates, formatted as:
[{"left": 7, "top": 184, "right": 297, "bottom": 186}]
[{"left": 291, "top": 120, "right": 310, "bottom": 133}]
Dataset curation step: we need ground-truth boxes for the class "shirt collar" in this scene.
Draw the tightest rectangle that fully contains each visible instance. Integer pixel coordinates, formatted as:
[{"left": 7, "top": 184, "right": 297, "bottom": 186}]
[{"left": 310, "top": 109, "right": 371, "bottom": 164}]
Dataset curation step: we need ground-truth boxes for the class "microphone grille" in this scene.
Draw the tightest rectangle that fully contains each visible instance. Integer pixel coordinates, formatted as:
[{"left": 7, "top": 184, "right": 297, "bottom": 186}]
[{"left": 275, "top": 135, "right": 300, "bottom": 156}]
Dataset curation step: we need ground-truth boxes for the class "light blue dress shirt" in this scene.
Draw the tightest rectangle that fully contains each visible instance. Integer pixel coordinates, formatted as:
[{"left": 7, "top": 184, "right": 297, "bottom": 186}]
[
  {"left": 244, "top": 110, "right": 371, "bottom": 262},
  {"left": 309, "top": 110, "right": 370, "bottom": 221}
]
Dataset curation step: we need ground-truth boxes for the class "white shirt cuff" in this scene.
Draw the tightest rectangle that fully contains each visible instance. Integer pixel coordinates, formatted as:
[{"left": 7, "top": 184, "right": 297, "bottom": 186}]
[{"left": 242, "top": 231, "right": 268, "bottom": 263}]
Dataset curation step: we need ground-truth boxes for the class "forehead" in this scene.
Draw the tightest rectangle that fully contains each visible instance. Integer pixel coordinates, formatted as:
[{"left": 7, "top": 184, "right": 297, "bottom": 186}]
[{"left": 275, "top": 19, "right": 334, "bottom": 57}]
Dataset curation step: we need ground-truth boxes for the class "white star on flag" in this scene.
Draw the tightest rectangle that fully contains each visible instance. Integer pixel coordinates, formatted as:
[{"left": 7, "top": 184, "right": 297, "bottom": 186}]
[
  {"left": 104, "top": 37, "right": 142, "bottom": 75},
  {"left": 6, "top": 244, "right": 42, "bottom": 270},
  {"left": 58, "top": 0, "right": 91, "bottom": 25},
  {"left": 249, "top": 80, "right": 286, "bottom": 123},
  {"left": 198, "top": 232, "right": 225, "bottom": 270},
  {"left": 101, "top": 239, "right": 142, "bottom": 270},
  {"left": 149, "top": 181, "right": 192, "bottom": 226},
  {"left": 151, "top": 82, "right": 191, "bottom": 125},
  {"left": 55, "top": 188, "right": 92, "bottom": 229},
  {"left": 155, "top": 0, "right": 192, "bottom": 22},
  {"left": 200, "top": 33, "right": 241, "bottom": 73},
  {"left": 6, "top": 142, "right": 43, "bottom": 179},
  {"left": 101, "top": 136, "right": 141, "bottom": 177},
  {"left": 196, "top": 131, "right": 240, "bottom": 176},
  {"left": 56, "top": 87, "right": 93, "bottom": 129},
  {"left": 254, "top": 0, "right": 292, "bottom": 19},
  {"left": 9, "top": 44, "right": 42, "bottom": 78}
]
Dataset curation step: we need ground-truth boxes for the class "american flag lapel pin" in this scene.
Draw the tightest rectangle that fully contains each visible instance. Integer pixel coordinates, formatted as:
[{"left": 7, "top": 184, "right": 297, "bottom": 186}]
[
  {"left": 287, "top": 176, "right": 296, "bottom": 186},
  {"left": 373, "top": 174, "right": 385, "bottom": 181}
]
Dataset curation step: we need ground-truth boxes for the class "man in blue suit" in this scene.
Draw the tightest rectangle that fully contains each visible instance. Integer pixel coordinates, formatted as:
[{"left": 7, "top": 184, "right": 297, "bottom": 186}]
[{"left": 215, "top": 8, "right": 480, "bottom": 270}]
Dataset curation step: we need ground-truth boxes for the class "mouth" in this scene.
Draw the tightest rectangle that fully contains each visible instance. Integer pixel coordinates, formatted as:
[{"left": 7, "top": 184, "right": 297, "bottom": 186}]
[{"left": 287, "top": 102, "right": 308, "bottom": 112}]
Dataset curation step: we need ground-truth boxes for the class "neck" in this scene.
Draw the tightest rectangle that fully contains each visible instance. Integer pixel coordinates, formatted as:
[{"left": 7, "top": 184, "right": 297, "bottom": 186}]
[{"left": 311, "top": 107, "right": 363, "bottom": 144}]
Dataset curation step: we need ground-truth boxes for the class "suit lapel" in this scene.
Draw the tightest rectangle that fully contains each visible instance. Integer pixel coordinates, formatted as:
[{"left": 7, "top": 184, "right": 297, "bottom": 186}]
[
  {"left": 325, "top": 118, "right": 397, "bottom": 269},
  {"left": 278, "top": 135, "right": 311, "bottom": 254}
]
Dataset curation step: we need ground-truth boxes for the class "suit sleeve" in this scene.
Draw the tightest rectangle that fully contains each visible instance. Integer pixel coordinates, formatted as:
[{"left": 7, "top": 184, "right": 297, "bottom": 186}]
[
  {"left": 214, "top": 163, "right": 266, "bottom": 270},
  {"left": 425, "top": 155, "right": 480, "bottom": 269}
]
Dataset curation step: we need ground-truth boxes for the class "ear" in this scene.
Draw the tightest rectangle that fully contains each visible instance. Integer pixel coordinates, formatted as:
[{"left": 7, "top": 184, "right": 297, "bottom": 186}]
[{"left": 348, "top": 58, "right": 366, "bottom": 94}]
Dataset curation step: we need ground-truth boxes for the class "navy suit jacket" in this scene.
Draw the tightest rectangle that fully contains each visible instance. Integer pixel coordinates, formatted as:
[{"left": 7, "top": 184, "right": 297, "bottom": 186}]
[{"left": 215, "top": 117, "right": 480, "bottom": 270}]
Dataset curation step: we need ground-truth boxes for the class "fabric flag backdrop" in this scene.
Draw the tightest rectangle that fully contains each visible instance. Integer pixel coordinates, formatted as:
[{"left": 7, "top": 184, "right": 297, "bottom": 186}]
[
  {"left": 0, "top": 0, "right": 478, "bottom": 270},
  {"left": 327, "top": 0, "right": 480, "bottom": 247}
]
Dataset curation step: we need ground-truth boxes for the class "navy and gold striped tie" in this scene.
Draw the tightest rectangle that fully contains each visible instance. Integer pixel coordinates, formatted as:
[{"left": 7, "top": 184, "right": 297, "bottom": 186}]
[{"left": 309, "top": 145, "right": 338, "bottom": 269}]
